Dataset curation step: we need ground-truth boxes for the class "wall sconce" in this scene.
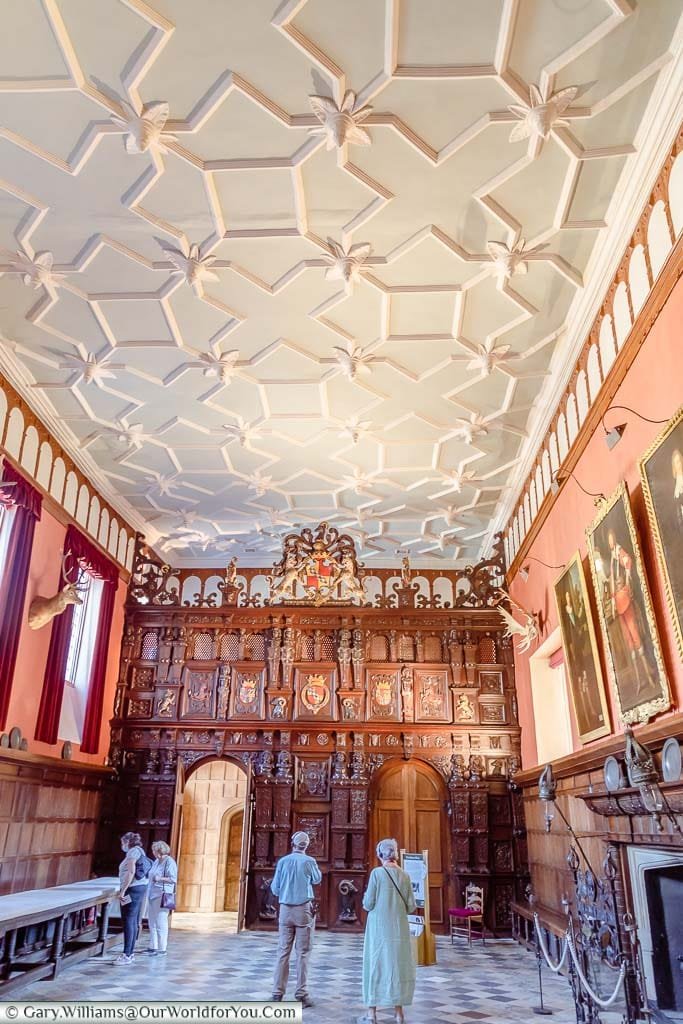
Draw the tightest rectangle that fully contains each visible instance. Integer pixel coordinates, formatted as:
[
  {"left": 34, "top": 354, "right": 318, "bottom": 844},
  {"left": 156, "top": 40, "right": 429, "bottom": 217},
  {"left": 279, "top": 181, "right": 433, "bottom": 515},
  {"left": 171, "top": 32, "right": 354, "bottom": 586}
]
[
  {"left": 520, "top": 556, "right": 566, "bottom": 582},
  {"left": 602, "top": 405, "right": 668, "bottom": 451},
  {"left": 550, "top": 470, "right": 605, "bottom": 505},
  {"left": 623, "top": 728, "right": 683, "bottom": 836}
]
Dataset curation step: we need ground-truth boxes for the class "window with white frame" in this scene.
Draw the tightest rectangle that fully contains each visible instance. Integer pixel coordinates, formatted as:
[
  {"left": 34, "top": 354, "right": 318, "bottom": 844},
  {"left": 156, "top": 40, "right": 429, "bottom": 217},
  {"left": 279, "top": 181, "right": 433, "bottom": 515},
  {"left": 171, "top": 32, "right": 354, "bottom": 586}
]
[
  {"left": 58, "top": 571, "right": 104, "bottom": 744},
  {"left": 0, "top": 504, "right": 16, "bottom": 572}
]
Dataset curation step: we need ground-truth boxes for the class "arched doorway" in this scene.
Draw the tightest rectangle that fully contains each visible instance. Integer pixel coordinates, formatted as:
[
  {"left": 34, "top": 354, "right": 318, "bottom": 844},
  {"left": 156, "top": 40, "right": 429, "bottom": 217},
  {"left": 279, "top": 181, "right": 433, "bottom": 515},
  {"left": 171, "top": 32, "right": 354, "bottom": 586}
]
[
  {"left": 175, "top": 759, "right": 249, "bottom": 919},
  {"left": 370, "top": 759, "right": 450, "bottom": 930}
]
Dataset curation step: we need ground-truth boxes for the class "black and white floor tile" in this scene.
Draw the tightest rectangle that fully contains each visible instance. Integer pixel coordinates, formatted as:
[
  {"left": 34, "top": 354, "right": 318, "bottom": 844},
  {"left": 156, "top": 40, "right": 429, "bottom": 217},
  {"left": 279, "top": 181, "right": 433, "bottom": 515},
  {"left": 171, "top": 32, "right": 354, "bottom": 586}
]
[{"left": 8, "top": 916, "right": 580, "bottom": 1024}]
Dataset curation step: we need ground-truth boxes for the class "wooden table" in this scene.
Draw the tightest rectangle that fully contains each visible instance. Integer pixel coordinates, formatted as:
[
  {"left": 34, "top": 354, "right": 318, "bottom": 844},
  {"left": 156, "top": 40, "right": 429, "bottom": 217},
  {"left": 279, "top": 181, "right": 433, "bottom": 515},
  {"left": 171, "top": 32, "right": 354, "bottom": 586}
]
[{"left": 0, "top": 878, "right": 119, "bottom": 994}]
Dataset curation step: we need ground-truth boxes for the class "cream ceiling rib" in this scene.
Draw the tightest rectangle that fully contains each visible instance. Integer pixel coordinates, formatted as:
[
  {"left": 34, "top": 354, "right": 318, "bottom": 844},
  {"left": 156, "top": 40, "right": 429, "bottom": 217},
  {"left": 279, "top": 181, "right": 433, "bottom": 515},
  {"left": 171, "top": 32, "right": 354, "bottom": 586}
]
[{"left": 0, "top": 0, "right": 681, "bottom": 567}]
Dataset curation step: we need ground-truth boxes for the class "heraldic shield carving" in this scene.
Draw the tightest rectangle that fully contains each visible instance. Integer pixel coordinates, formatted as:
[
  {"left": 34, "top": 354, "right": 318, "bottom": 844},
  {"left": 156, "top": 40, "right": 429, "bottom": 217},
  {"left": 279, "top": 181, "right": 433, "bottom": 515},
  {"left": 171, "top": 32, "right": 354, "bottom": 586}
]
[{"left": 267, "top": 522, "right": 365, "bottom": 606}]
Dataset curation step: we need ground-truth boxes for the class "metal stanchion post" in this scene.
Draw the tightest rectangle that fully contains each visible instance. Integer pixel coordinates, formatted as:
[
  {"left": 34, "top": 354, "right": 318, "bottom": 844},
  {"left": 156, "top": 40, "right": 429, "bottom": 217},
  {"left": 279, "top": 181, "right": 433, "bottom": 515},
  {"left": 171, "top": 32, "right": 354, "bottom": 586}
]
[{"left": 533, "top": 941, "right": 553, "bottom": 1016}]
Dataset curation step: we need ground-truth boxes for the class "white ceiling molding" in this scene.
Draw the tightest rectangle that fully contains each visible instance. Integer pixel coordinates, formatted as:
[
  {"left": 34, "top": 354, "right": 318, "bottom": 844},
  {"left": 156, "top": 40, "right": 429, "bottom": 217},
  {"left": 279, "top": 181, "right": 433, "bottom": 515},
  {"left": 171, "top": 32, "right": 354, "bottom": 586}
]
[{"left": 0, "top": 1, "right": 680, "bottom": 568}]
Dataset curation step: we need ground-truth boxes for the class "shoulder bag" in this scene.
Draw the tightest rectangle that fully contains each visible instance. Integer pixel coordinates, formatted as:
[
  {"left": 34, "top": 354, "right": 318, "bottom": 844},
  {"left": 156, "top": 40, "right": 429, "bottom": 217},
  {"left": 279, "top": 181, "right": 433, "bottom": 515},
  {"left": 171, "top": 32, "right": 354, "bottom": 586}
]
[
  {"left": 382, "top": 866, "right": 409, "bottom": 913},
  {"left": 159, "top": 859, "right": 176, "bottom": 911}
]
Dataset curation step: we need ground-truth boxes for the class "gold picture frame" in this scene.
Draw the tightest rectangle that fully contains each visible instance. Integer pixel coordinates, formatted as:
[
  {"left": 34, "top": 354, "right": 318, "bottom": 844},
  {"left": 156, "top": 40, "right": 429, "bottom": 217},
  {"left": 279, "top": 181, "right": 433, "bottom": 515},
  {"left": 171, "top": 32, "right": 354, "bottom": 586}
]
[
  {"left": 585, "top": 482, "right": 670, "bottom": 725},
  {"left": 554, "top": 552, "right": 611, "bottom": 743},
  {"left": 639, "top": 404, "right": 683, "bottom": 661}
]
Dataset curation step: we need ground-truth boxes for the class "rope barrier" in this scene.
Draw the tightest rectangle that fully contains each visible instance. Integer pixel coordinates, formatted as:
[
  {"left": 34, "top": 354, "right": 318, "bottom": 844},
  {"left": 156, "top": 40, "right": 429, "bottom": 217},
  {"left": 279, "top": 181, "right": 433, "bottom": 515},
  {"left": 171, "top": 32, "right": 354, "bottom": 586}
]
[
  {"left": 533, "top": 913, "right": 626, "bottom": 1009},
  {"left": 533, "top": 914, "right": 569, "bottom": 973},
  {"left": 565, "top": 926, "right": 626, "bottom": 1009}
]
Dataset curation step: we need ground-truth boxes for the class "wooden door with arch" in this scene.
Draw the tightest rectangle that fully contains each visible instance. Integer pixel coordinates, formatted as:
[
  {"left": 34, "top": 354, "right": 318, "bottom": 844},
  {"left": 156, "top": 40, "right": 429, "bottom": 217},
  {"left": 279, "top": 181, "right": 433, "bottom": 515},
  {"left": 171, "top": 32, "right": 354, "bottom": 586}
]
[{"left": 369, "top": 759, "right": 450, "bottom": 930}]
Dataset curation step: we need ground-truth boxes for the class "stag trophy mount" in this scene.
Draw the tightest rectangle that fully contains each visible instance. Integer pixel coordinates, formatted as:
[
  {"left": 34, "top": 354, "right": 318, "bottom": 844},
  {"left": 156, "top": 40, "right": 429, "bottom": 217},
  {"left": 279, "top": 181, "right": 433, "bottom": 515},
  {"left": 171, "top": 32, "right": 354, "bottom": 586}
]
[{"left": 28, "top": 551, "right": 90, "bottom": 630}]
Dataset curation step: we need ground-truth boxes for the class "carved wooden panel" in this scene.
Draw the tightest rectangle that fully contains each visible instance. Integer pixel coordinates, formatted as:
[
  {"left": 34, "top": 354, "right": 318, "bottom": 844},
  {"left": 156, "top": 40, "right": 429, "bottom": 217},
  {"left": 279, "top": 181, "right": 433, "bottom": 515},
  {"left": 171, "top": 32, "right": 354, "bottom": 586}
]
[
  {"left": 413, "top": 667, "right": 451, "bottom": 723},
  {"left": 366, "top": 666, "right": 402, "bottom": 722},
  {"left": 453, "top": 690, "right": 478, "bottom": 724},
  {"left": 181, "top": 665, "right": 217, "bottom": 718},
  {"left": 295, "top": 757, "right": 331, "bottom": 801},
  {"left": 131, "top": 666, "right": 156, "bottom": 689},
  {"left": 293, "top": 813, "right": 328, "bottom": 860},
  {"left": 479, "top": 698, "right": 507, "bottom": 724},
  {"left": 229, "top": 664, "right": 266, "bottom": 720},
  {"left": 478, "top": 669, "right": 504, "bottom": 694},
  {"left": 294, "top": 666, "right": 337, "bottom": 721}
]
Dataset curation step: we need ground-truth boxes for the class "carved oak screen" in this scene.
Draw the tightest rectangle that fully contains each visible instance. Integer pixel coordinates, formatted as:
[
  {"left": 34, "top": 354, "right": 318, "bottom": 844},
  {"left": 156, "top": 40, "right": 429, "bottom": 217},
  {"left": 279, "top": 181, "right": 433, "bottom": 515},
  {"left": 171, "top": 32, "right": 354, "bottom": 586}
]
[{"left": 99, "top": 533, "right": 526, "bottom": 932}]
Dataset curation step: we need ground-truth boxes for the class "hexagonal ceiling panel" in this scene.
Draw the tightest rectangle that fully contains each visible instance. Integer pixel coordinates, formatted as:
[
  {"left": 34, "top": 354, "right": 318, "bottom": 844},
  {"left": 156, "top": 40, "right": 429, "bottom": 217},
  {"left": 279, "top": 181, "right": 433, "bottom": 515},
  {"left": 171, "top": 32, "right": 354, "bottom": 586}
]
[{"left": 0, "top": 0, "right": 681, "bottom": 567}]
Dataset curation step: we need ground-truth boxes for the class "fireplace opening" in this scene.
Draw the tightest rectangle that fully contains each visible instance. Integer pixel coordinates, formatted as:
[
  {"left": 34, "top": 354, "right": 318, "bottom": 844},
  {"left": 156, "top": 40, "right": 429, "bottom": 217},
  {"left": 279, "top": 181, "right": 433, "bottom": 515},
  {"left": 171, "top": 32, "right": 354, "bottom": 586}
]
[
  {"left": 644, "top": 865, "right": 683, "bottom": 1014},
  {"left": 627, "top": 846, "right": 683, "bottom": 1018}
]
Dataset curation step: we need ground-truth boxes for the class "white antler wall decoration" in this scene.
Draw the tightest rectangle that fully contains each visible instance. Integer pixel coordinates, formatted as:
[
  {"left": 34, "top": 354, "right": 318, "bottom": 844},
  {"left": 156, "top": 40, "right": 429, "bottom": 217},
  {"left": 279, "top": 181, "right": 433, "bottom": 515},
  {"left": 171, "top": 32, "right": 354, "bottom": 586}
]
[{"left": 495, "top": 588, "right": 540, "bottom": 652}]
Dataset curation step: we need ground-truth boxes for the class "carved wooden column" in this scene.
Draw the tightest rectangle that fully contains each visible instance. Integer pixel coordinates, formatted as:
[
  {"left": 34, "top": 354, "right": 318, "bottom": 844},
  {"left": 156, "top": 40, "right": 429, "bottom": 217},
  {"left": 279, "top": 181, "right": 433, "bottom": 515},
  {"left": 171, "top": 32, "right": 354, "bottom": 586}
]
[
  {"left": 267, "top": 626, "right": 282, "bottom": 687},
  {"left": 351, "top": 628, "right": 365, "bottom": 688},
  {"left": 272, "top": 749, "right": 293, "bottom": 861},
  {"left": 349, "top": 749, "right": 369, "bottom": 870},
  {"left": 338, "top": 627, "right": 352, "bottom": 688},
  {"left": 254, "top": 758, "right": 274, "bottom": 868},
  {"left": 330, "top": 751, "right": 350, "bottom": 868}
]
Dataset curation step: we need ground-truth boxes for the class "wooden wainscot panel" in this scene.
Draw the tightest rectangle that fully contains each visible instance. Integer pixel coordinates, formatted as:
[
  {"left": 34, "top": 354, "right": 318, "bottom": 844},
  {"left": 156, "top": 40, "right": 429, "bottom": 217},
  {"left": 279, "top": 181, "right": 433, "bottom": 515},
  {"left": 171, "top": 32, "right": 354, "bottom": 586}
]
[
  {"left": 366, "top": 665, "right": 402, "bottom": 722},
  {"left": 181, "top": 664, "right": 218, "bottom": 718},
  {"left": 229, "top": 664, "right": 266, "bottom": 720},
  {"left": 294, "top": 665, "right": 337, "bottom": 721},
  {"left": 413, "top": 666, "right": 452, "bottom": 723},
  {"left": 295, "top": 756, "right": 331, "bottom": 801}
]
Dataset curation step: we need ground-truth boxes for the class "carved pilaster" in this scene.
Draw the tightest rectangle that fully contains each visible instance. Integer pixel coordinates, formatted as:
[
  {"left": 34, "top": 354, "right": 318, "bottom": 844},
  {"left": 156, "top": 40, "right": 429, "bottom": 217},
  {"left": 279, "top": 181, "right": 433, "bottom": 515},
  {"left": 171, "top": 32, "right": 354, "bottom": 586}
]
[{"left": 351, "top": 628, "right": 365, "bottom": 688}]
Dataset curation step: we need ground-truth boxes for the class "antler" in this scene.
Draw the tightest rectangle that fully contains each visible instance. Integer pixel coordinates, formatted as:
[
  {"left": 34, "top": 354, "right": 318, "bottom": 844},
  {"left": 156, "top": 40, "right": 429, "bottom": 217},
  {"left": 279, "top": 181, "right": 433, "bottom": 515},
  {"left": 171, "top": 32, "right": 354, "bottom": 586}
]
[{"left": 61, "top": 549, "right": 90, "bottom": 590}]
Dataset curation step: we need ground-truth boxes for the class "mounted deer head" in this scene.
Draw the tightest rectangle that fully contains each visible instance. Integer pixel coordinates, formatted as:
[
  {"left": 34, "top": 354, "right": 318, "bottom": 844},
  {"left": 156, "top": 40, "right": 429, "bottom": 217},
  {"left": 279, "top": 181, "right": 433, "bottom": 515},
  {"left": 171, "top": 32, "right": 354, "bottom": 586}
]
[{"left": 28, "top": 551, "right": 90, "bottom": 630}]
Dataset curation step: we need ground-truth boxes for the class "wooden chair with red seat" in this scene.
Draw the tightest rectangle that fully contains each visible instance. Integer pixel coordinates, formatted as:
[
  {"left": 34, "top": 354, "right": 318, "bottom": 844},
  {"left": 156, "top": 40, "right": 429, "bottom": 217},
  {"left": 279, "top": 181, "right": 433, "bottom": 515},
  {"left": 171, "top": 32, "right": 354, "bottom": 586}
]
[{"left": 448, "top": 883, "right": 485, "bottom": 946}]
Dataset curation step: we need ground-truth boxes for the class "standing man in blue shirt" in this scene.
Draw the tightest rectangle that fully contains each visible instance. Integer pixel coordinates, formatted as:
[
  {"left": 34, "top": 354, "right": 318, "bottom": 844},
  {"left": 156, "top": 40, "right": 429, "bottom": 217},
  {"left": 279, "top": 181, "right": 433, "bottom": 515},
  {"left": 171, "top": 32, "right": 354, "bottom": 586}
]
[{"left": 271, "top": 830, "right": 322, "bottom": 1007}]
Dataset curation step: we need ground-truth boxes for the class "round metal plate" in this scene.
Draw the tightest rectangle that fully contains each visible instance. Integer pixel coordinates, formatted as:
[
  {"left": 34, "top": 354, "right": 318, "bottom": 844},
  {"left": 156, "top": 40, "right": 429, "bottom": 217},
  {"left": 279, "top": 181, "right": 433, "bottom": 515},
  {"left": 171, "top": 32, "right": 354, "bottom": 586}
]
[
  {"left": 604, "top": 755, "right": 622, "bottom": 792},
  {"left": 661, "top": 738, "right": 682, "bottom": 783}
]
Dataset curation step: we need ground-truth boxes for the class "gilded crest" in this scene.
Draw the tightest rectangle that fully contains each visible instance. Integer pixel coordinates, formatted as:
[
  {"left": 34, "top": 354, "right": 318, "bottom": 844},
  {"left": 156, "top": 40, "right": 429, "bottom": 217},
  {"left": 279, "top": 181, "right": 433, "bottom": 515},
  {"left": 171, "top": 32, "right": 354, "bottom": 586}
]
[
  {"left": 237, "top": 676, "right": 258, "bottom": 707},
  {"left": 267, "top": 522, "right": 365, "bottom": 606},
  {"left": 301, "top": 674, "right": 330, "bottom": 715}
]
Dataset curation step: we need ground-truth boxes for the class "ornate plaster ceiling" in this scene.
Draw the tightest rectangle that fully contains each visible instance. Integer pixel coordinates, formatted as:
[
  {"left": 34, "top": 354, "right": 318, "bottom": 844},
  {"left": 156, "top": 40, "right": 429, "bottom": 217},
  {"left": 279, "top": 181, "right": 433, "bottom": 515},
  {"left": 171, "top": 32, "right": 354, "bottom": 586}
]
[{"left": 0, "top": 0, "right": 681, "bottom": 567}]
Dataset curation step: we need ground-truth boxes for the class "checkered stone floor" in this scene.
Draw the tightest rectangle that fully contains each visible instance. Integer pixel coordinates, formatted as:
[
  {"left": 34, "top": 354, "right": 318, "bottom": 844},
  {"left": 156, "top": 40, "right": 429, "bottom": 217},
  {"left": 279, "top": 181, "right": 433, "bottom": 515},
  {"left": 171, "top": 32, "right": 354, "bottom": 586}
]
[{"left": 8, "top": 917, "right": 579, "bottom": 1024}]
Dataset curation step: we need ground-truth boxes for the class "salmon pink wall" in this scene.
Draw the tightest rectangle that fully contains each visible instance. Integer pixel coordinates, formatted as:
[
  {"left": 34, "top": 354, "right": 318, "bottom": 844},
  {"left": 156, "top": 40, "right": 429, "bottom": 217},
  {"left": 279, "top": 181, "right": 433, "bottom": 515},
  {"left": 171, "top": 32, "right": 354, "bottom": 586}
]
[
  {"left": 511, "top": 275, "right": 683, "bottom": 768},
  {"left": 4, "top": 502, "right": 126, "bottom": 765}
]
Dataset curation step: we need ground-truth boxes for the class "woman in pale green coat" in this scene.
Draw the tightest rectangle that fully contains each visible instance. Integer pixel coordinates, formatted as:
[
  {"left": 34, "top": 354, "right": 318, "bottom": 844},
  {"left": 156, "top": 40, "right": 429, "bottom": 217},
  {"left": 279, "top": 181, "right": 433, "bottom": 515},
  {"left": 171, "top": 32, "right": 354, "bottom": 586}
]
[{"left": 360, "top": 838, "right": 417, "bottom": 1024}]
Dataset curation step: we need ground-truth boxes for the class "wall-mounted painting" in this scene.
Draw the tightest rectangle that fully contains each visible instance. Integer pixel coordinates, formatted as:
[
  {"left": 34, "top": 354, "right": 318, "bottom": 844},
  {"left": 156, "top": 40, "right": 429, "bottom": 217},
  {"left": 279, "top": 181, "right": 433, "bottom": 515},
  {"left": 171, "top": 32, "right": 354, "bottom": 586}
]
[
  {"left": 586, "top": 482, "right": 670, "bottom": 724},
  {"left": 639, "top": 404, "right": 683, "bottom": 661},
  {"left": 554, "top": 553, "right": 610, "bottom": 743}
]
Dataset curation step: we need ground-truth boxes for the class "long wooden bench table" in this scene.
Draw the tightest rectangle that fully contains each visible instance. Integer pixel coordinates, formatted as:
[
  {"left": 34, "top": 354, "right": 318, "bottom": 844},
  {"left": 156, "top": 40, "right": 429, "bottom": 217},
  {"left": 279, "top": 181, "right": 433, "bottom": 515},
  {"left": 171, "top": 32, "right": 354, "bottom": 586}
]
[{"left": 0, "top": 878, "right": 119, "bottom": 994}]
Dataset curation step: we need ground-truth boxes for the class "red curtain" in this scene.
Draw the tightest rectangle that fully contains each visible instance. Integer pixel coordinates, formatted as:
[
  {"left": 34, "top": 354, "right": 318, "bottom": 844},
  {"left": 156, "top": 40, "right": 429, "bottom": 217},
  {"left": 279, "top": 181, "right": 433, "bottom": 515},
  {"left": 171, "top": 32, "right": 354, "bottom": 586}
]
[
  {"left": 34, "top": 524, "right": 118, "bottom": 749},
  {"left": 0, "top": 463, "right": 42, "bottom": 730}
]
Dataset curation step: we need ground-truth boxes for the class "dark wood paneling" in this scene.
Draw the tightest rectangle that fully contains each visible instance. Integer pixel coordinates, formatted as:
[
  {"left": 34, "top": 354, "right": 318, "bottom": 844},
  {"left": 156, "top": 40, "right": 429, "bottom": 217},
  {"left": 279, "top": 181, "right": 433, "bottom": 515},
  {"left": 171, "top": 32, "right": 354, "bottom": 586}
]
[{"left": 0, "top": 749, "right": 112, "bottom": 896}]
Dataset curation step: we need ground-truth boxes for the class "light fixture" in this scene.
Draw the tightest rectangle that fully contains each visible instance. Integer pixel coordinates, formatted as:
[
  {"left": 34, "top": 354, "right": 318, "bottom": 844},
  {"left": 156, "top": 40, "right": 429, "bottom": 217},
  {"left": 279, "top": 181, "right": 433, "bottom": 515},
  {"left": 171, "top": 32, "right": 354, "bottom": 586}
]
[
  {"left": 520, "top": 556, "right": 565, "bottom": 582},
  {"left": 550, "top": 470, "right": 605, "bottom": 505},
  {"left": 602, "top": 405, "right": 668, "bottom": 450}
]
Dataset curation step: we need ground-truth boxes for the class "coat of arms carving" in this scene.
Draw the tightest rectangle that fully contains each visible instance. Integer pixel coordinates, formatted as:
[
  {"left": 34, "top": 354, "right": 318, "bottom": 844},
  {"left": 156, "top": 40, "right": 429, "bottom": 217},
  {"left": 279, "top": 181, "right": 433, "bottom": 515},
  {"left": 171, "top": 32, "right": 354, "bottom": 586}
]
[
  {"left": 301, "top": 674, "right": 330, "bottom": 715},
  {"left": 267, "top": 522, "right": 365, "bottom": 606}
]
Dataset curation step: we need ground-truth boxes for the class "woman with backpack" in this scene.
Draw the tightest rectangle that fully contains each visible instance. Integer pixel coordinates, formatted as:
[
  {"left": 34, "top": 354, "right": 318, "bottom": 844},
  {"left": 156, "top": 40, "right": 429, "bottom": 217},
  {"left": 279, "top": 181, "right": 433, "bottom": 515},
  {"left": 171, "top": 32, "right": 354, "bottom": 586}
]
[
  {"left": 147, "top": 841, "right": 178, "bottom": 956},
  {"left": 116, "top": 832, "right": 153, "bottom": 965}
]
